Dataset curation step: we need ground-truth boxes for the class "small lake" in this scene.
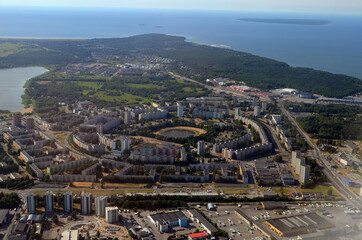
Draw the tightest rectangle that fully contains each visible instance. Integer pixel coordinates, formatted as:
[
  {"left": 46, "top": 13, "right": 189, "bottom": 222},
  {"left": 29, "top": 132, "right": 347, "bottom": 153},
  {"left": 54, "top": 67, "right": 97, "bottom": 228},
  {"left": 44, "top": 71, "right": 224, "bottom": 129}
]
[
  {"left": 0, "top": 66, "right": 48, "bottom": 112},
  {"left": 160, "top": 129, "right": 196, "bottom": 138}
]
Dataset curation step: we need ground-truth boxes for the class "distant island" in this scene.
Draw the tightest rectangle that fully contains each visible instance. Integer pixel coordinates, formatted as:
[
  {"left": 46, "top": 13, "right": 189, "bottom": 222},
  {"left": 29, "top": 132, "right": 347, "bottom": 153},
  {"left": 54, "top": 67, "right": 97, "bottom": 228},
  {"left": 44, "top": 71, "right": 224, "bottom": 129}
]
[{"left": 239, "top": 18, "right": 331, "bottom": 26}]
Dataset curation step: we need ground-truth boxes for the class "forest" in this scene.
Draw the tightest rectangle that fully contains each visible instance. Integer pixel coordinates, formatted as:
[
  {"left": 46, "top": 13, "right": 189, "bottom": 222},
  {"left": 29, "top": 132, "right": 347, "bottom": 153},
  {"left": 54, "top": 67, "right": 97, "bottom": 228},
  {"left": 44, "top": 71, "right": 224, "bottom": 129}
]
[
  {"left": 285, "top": 103, "right": 362, "bottom": 140},
  {"left": 0, "top": 34, "right": 360, "bottom": 99}
]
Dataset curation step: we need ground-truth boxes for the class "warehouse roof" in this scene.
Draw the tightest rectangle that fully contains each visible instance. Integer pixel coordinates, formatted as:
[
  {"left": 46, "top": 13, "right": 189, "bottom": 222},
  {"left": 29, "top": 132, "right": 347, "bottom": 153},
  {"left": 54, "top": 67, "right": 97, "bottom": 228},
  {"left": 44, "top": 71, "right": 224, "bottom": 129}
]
[{"left": 149, "top": 211, "right": 188, "bottom": 223}]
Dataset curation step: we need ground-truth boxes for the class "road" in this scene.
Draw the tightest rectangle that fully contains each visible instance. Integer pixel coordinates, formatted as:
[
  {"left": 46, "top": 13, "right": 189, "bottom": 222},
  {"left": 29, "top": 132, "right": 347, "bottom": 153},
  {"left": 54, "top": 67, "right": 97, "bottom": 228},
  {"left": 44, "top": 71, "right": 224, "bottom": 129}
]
[{"left": 279, "top": 102, "right": 362, "bottom": 209}]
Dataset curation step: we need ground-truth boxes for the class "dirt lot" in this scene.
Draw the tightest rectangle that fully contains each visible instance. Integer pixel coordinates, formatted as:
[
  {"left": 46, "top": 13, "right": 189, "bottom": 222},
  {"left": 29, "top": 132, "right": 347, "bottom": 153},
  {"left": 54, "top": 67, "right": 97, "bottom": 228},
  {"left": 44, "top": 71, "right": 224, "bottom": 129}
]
[{"left": 73, "top": 182, "right": 93, "bottom": 188}]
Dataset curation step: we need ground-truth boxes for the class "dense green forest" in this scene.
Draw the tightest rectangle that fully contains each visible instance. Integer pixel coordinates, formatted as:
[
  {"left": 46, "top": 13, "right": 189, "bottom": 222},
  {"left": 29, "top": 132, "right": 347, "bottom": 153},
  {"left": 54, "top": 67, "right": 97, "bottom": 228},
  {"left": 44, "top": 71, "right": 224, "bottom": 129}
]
[
  {"left": 285, "top": 102, "right": 362, "bottom": 140},
  {"left": 0, "top": 34, "right": 361, "bottom": 98}
]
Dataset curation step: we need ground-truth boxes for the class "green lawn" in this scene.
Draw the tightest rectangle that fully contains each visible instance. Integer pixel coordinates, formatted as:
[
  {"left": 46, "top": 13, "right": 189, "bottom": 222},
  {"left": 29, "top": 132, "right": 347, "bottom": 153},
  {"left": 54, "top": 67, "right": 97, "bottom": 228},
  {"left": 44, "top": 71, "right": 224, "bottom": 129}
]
[
  {"left": 92, "top": 91, "right": 152, "bottom": 104},
  {"left": 301, "top": 183, "right": 343, "bottom": 201}
]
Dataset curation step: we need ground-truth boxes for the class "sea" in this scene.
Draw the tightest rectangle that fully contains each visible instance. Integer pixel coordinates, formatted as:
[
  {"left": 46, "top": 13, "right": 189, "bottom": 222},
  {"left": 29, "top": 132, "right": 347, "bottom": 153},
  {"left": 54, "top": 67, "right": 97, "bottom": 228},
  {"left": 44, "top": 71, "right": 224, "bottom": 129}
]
[{"left": 0, "top": 7, "right": 361, "bottom": 83}]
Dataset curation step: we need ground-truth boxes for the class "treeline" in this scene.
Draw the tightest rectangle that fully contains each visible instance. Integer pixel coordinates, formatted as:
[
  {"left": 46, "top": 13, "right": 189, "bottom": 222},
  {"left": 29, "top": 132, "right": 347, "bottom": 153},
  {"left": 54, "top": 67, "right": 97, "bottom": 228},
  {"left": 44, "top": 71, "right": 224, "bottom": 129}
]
[
  {"left": 286, "top": 103, "right": 362, "bottom": 140},
  {"left": 0, "top": 163, "right": 19, "bottom": 174},
  {"left": 0, "top": 192, "right": 21, "bottom": 209},
  {"left": 111, "top": 194, "right": 291, "bottom": 210},
  {"left": 0, "top": 176, "right": 34, "bottom": 190}
]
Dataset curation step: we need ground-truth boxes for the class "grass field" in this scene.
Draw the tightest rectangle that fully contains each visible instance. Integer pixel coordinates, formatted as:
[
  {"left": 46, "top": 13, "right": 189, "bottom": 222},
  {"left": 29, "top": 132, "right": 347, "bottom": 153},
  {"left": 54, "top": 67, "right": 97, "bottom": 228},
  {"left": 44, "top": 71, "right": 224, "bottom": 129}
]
[
  {"left": 0, "top": 43, "right": 24, "bottom": 57},
  {"left": 298, "top": 183, "right": 343, "bottom": 201},
  {"left": 91, "top": 91, "right": 152, "bottom": 103}
]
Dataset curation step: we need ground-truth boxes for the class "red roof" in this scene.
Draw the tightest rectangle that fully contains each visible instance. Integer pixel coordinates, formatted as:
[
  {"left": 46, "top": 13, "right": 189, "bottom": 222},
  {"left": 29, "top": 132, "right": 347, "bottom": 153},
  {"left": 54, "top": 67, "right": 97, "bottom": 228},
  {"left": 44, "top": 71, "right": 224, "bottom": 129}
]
[{"left": 189, "top": 232, "right": 208, "bottom": 238}]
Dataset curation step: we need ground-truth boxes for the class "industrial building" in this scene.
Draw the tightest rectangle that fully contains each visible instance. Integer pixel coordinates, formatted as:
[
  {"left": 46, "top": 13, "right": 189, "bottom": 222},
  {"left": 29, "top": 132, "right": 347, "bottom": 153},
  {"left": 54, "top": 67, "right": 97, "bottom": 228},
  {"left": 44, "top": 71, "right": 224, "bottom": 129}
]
[
  {"left": 148, "top": 211, "right": 189, "bottom": 232},
  {"left": 264, "top": 213, "right": 334, "bottom": 237},
  {"left": 187, "top": 209, "right": 217, "bottom": 235},
  {"left": 261, "top": 201, "right": 285, "bottom": 210}
]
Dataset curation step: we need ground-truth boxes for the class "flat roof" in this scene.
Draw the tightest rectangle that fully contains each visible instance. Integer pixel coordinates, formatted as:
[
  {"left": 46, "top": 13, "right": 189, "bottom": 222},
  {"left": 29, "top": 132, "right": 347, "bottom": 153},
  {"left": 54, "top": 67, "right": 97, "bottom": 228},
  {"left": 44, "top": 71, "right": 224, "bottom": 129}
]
[
  {"left": 189, "top": 232, "right": 208, "bottom": 238},
  {"left": 188, "top": 209, "right": 217, "bottom": 234},
  {"left": 262, "top": 201, "right": 285, "bottom": 209},
  {"left": 264, "top": 212, "right": 334, "bottom": 236},
  {"left": 149, "top": 211, "right": 188, "bottom": 223},
  {"left": 234, "top": 209, "right": 252, "bottom": 224}
]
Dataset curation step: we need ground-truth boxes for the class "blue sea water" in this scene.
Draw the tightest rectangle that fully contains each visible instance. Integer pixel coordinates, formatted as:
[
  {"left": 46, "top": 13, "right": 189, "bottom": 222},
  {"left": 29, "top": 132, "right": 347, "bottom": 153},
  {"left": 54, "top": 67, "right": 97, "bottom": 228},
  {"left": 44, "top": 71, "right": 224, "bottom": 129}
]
[{"left": 0, "top": 7, "right": 361, "bottom": 79}]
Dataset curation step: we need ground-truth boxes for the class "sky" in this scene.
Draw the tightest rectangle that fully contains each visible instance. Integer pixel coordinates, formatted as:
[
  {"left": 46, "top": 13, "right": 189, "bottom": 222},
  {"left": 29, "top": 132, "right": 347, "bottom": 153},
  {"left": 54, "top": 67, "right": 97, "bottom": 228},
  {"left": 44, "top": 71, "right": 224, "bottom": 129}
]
[{"left": 0, "top": 0, "right": 361, "bottom": 15}]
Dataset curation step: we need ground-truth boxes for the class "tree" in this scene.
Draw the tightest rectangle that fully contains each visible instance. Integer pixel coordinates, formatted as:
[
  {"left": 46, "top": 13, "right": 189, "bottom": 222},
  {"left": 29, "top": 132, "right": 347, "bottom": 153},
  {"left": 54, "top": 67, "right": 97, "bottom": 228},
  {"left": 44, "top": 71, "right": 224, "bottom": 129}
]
[
  {"left": 273, "top": 155, "right": 283, "bottom": 163},
  {"left": 71, "top": 210, "right": 77, "bottom": 220},
  {"left": 327, "top": 189, "right": 333, "bottom": 196},
  {"left": 51, "top": 214, "right": 58, "bottom": 224}
]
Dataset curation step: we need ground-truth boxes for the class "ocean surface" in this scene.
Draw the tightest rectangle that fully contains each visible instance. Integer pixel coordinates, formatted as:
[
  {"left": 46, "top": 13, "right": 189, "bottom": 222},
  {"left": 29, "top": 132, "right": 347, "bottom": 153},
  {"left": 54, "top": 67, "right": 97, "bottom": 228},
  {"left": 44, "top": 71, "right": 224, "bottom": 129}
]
[
  {"left": 0, "top": 7, "right": 361, "bottom": 80},
  {"left": 0, "top": 67, "right": 48, "bottom": 112}
]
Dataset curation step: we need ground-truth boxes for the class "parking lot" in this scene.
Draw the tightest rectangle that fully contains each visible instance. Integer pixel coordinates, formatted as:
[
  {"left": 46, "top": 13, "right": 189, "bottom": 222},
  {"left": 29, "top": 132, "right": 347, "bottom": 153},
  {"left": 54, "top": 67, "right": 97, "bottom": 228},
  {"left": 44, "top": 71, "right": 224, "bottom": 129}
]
[
  {"left": 199, "top": 205, "right": 265, "bottom": 240},
  {"left": 198, "top": 202, "right": 362, "bottom": 240}
]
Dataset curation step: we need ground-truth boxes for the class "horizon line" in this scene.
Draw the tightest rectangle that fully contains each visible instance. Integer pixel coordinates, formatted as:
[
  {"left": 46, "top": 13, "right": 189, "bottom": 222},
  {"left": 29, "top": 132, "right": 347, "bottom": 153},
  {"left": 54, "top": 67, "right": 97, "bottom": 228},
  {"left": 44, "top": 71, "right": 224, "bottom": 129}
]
[{"left": 0, "top": 5, "right": 360, "bottom": 16}]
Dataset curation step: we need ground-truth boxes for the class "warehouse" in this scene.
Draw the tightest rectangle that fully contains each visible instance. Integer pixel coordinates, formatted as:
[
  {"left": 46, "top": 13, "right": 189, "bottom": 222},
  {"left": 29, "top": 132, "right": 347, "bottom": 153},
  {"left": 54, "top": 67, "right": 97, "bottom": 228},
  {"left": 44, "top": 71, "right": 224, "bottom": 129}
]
[
  {"left": 264, "top": 213, "right": 334, "bottom": 237},
  {"left": 187, "top": 209, "right": 218, "bottom": 235},
  {"left": 148, "top": 211, "right": 188, "bottom": 232},
  {"left": 261, "top": 201, "right": 285, "bottom": 210}
]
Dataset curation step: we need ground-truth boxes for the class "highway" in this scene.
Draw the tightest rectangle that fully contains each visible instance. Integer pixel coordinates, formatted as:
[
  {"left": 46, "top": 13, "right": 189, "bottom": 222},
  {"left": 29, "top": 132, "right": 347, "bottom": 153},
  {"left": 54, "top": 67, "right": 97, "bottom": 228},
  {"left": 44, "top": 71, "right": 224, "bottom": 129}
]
[{"left": 279, "top": 102, "right": 362, "bottom": 209}]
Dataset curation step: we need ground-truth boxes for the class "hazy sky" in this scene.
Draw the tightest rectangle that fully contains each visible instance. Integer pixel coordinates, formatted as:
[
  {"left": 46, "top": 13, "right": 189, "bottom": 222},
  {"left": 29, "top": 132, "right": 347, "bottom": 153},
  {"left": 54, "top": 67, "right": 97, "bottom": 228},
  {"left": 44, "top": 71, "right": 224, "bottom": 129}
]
[{"left": 0, "top": 0, "right": 361, "bottom": 15}]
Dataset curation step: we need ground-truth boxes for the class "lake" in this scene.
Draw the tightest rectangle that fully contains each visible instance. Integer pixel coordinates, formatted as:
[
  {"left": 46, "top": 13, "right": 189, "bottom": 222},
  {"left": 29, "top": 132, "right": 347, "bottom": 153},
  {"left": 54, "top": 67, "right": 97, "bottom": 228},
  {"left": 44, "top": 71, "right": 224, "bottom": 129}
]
[{"left": 0, "top": 67, "right": 48, "bottom": 112}]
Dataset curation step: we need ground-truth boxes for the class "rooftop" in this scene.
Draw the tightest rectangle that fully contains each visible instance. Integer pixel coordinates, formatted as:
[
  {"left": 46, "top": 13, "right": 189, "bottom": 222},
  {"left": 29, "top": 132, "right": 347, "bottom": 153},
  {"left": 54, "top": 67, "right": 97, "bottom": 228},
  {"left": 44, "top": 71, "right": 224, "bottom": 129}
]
[
  {"left": 189, "top": 232, "right": 208, "bottom": 238},
  {"left": 149, "top": 211, "right": 188, "bottom": 223}
]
